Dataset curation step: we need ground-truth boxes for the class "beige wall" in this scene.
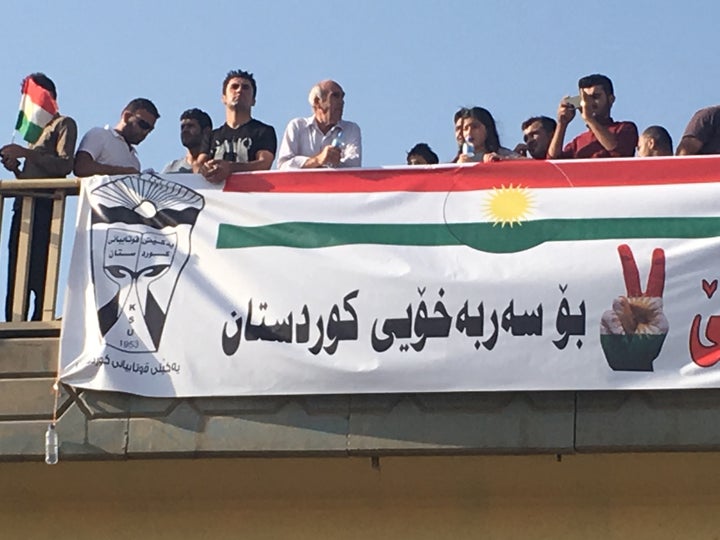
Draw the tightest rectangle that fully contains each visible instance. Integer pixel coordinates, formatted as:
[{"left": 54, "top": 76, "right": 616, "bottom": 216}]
[{"left": 2, "top": 453, "right": 720, "bottom": 539}]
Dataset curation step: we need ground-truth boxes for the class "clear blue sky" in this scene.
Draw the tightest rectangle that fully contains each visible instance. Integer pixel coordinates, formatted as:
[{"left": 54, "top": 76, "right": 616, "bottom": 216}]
[{"left": 0, "top": 0, "right": 718, "bottom": 315}]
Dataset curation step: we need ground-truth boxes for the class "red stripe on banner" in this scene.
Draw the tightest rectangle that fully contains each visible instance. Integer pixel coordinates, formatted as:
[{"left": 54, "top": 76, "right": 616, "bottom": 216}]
[
  {"left": 223, "top": 156, "right": 720, "bottom": 193},
  {"left": 22, "top": 77, "right": 58, "bottom": 116}
]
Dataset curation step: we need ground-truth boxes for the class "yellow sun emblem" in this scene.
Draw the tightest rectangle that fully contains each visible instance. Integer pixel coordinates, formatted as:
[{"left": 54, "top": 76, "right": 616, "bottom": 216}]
[{"left": 484, "top": 184, "right": 533, "bottom": 227}]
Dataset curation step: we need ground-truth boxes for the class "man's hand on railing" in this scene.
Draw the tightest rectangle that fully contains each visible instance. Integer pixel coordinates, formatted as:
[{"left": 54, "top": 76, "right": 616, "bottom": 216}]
[
  {"left": 1, "top": 143, "right": 29, "bottom": 162},
  {"left": 0, "top": 153, "right": 20, "bottom": 174}
]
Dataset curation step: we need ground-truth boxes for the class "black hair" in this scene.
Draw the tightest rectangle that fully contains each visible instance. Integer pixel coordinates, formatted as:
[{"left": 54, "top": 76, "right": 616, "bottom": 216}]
[
  {"left": 407, "top": 143, "right": 439, "bottom": 165},
  {"left": 453, "top": 107, "right": 469, "bottom": 123},
  {"left": 125, "top": 98, "right": 160, "bottom": 119},
  {"left": 180, "top": 108, "right": 212, "bottom": 131},
  {"left": 578, "top": 73, "right": 614, "bottom": 96},
  {"left": 223, "top": 70, "right": 257, "bottom": 98},
  {"left": 643, "top": 125, "right": 673, "bottom": 153},
  {"left": 521, "top": 115, "right": 556, "bottom": 134},
  {"left": 461, "top": 107, "right": 501, "bottom": 152}
]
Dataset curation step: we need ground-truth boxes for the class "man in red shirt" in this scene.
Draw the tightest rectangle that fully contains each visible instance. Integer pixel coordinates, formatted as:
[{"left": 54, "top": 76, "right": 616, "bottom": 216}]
[{"left": 547, "top": 73, "right": 637, "bottom": 159}]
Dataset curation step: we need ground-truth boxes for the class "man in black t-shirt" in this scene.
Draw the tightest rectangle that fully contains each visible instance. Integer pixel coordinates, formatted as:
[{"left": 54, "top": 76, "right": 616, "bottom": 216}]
[{"left": 196, "top": 69, "right": 277, "bottom": 183}]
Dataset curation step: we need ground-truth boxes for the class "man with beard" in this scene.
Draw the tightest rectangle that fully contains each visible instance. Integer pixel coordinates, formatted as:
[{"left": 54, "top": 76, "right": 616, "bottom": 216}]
[
  {"left": 547, "top": 74, "right": 637, "bottom": 159},
  {"left": 196, "top": 69, "right": 276, "bottom": 183},
  {"left": 514, "top": 116, "right": 556, "bottom": 159},
  {"left": 162, "top": 108, "right": 212, "bottom": 173},
  {"left": 277, "top": 79, "right": 361, "bottom": 169},
  {"left": 74, "top": 98, "right": 159, "bottom": 176}
]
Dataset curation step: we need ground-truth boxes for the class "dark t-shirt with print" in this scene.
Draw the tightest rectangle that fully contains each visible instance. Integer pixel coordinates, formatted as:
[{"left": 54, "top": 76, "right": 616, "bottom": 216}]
[{"left": 201, "top": 119, "right": 277, "bottom": 162}]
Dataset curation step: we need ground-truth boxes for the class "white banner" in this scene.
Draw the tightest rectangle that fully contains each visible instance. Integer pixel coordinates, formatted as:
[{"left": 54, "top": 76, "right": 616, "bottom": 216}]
[{"left": 59, "top": 159, "right": 720, "bottom": 396}]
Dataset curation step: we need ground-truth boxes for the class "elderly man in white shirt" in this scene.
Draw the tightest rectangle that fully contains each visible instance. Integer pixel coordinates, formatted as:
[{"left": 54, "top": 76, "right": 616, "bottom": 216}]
[{"left": 277, "top": 80, "right": 361, "bottom": 169}]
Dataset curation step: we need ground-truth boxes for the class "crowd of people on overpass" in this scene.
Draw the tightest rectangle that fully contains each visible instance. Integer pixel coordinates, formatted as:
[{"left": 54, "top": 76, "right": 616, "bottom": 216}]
[
  {"left": 2, "top": 69, "right": 720, "bottom": 321},
  {"left": 3, "top": 70, "right": 719, "bottom": 188}
]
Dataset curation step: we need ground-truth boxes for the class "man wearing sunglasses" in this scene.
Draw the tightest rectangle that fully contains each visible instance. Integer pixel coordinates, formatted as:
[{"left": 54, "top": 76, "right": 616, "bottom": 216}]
[{"left": 74, "top": 98, "right": 160, "bottom": 177}]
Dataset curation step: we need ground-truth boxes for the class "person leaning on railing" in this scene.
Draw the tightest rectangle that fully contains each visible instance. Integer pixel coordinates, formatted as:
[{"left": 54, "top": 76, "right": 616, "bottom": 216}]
[
  {"left": 73, "top": 98, "right": 159, "bottom": 177},
  {"left": 277, "top": 79, "right": 361, "bottom": 170},
  {"left": 0, "top": 72, "right": 77, "bottom": 322},
  {"left": 676, "top": 105, "right": 720, "bottom": 156}
]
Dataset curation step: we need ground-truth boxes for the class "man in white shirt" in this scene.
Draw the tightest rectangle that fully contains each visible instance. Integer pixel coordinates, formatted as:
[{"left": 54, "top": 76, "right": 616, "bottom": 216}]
[
  {"left": 74, "top": 98, "right": 159, "bottom": 176},
  {"left": 277, "top": 80, "right": 361, "bottom": 169}
]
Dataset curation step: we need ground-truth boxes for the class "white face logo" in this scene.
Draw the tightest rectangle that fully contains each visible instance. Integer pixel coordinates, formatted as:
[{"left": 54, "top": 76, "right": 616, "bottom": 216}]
[
  {"left": 96, "top": 227, "right": 179, "bottom": 352},
  {"left": 89, "top": 174, "right": 204, "bottom": 353}
]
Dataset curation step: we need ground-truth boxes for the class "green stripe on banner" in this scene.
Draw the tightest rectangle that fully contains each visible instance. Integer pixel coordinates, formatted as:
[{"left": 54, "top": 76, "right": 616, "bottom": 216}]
[
  {"left": 15, "top": 111, "right": 43, "bottom": 144},
  {"left": 217, "top": 217, "right": 720, "bottom": 253}
]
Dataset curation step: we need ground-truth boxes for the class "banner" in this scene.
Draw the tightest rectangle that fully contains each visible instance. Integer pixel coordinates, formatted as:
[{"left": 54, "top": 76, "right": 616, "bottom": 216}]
[{"left": 59, "top": 157, "right": 720, "bottom": 397}]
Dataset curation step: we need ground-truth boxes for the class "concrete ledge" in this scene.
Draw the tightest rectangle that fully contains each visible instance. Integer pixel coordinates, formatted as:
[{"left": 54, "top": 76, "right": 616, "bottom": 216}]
[
  {"left": 56, "top": 402, "right": 128, "bottom": 459},
  {"left": 0, "top": 337, "right": 58, "bottom": 376},
  {"left": 576, "top": 390, "right": 720, "bottom": 452},
  {"left": 0, "top": 378, "right": 68, "bottom": 419},
  {"left": 6, "top": 335, "right": 720, "bottom": 460},
  {"left": 0, "top": 321, "right": 61, "bottom": 339},
  {"left": 348, "top": 392, "right": 575, "bottom": 454},
  {"left": 127, "top": 398, "right": 350, "bottom": 456}
]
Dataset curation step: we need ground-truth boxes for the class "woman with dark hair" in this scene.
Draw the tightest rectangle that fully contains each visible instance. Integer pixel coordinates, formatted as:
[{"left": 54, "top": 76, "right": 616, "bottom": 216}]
[{"left": 457, "top": 106, "right": 521, "bottom": 163}]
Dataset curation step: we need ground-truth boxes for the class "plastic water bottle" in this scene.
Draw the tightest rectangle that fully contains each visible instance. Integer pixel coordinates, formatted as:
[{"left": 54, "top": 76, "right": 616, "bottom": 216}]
[
  {"left": 462, "top": 136, "right": 475, "bottom": 157},
  {"left": 326, "top": 128, "right": 344, "bottom": 168},
  {"left": 331, "top": 128, "right": 344, "bottom": 148},
  {"left": 45, "top": 423, "right": 59, "bottom": 465}
]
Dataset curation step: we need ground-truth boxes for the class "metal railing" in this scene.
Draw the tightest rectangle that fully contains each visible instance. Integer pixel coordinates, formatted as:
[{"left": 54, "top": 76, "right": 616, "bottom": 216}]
[{"left": 0, "top": 178, "right": 79, "bottom": 328}]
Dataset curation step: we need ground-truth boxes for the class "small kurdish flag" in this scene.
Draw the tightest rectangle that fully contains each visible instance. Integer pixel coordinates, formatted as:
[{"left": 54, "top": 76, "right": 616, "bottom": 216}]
[{"left": 15, "top": 76, "right": 58, "bottom": 144}]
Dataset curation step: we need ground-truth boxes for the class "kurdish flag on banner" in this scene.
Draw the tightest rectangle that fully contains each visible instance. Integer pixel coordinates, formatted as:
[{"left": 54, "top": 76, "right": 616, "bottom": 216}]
[
  {"left": 217, "top": 159, "right": 720, "bottom": 253},
  {"left": 15, "top": 76, "right": 58, "bottom": 144}
]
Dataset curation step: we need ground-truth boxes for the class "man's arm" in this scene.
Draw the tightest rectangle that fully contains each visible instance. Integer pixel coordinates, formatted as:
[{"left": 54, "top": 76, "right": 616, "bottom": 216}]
[
  {"left": 300, "top": 146, "right": 341, "bottom": 169},
  {"left": 74, "top": 151, "right": 139, "bottom": 177},
  {"left": 277, "top": 118, "right": 342, "bottom": 169},
  {"left": 584, "top": 119, "right": 619, "bottom": 152},
  {"left": 198, "top": 149, "right": 275, "bottom": 183},
  {"left": 1, "top": 117, "right": 77, "bottom": 177},
  {"left": 1, "top": 155, "right": 21, "bottom": 176},
  {"left": 676, "top": 107, "right": 718, "bottom": 155},
  {"left": 277, "top": 119, "right": 310, "bottom": 169},
  {"left": 547, "top": 99, "right": 576, "bottom": 159},
  {"left": 585, "top": 119, "right": 638, "bottom": 157},
  {"left": 227, "top": 149, "right": 275, "bottom": 172},
  {"left": 583, "top": 107, "right": 638, "bottom": 156},
  {"left": 198, "top": 124, "right": 277, "bottom": 183},
  {"left": 676, "top": 136, "right": 704, "bottom": 156},
  {"left": 34, "top": 117, "right": 77, "bottom": 176}
]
